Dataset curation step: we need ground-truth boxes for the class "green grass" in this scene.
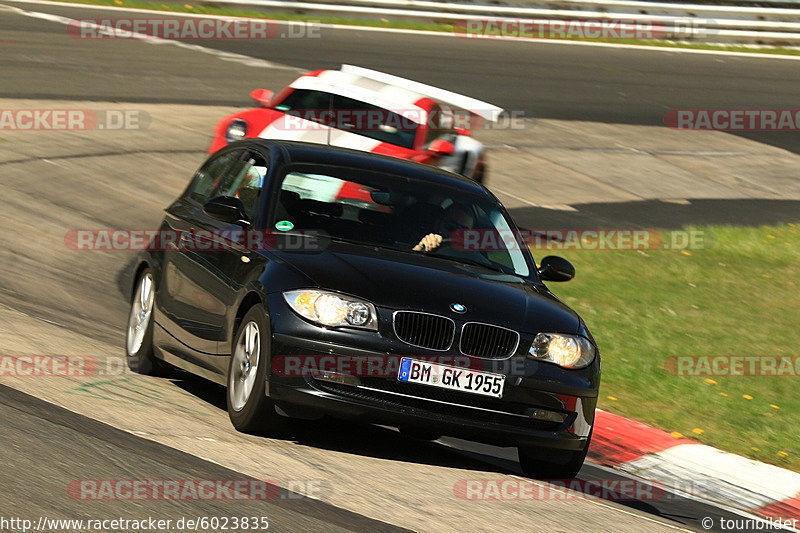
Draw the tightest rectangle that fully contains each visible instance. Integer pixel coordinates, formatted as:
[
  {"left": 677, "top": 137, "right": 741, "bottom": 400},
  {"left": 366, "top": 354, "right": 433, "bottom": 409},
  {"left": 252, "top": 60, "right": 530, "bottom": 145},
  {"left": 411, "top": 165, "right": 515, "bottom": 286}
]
[
  {"left": 46, "top": 0, "right": 800, "bottom": 57},
  {"left": 545, "top": 224, "right": 800, "bottom": 471},
  {"left": 48, "top": 0, "right": 450, "bottom": 31}
]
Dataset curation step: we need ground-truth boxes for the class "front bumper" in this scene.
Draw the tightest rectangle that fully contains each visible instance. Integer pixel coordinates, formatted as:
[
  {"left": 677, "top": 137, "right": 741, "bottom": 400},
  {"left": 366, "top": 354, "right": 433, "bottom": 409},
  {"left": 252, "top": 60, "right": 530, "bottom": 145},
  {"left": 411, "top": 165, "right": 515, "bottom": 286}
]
[{"left": 266, "top": 294, "right": 599, "bottom": 450}]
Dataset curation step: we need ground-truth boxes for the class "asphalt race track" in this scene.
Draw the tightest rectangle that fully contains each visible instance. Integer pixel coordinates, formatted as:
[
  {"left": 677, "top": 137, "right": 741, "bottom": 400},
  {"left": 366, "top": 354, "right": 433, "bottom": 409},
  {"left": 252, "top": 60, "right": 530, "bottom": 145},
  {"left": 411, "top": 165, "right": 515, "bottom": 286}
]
[
  {"left": 0, "top": 384, "right": 406, "bottom": 532},
  {"left": 0, "top": 2, "right": 798, "bottom": 531}
]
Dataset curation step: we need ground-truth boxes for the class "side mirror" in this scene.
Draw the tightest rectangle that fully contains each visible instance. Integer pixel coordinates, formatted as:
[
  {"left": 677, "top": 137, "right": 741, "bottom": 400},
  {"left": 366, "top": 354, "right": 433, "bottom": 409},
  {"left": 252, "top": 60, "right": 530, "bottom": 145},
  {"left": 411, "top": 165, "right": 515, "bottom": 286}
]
[
  {"left": 428, "top": 139, "right": 455, "bottom": 156},
  {"left": 203, "top": 196, "right": 249, "bottom": 225},
  {"left": 538, "top": 255, "right": 575, "bottom": 282},
  {"left": 250, "top": 88, "right": 274, "bottom": 107}
]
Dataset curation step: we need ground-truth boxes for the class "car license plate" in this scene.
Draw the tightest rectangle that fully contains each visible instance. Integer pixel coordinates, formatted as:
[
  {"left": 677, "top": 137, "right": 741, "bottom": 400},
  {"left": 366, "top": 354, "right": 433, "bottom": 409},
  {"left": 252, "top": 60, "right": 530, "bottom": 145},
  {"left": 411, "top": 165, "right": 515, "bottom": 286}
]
[{"left": 397, "top": 358, "right": 505, "bottom": 398}]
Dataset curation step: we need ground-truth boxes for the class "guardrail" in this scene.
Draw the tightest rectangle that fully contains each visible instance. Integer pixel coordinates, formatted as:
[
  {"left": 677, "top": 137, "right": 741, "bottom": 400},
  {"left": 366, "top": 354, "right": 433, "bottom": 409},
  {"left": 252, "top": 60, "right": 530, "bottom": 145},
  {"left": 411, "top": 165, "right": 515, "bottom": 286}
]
[
  {"left": 200, "top": 0, "right": 800, "bottom": 44},
  {"left": 243, "top": 0, "right": 800, "bottom": 17}
]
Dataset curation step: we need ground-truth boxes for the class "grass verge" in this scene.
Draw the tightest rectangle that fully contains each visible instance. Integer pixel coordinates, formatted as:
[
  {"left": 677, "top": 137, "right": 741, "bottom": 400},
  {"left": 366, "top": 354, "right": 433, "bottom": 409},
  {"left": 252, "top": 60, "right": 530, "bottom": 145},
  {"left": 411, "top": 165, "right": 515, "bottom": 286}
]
[
  {"left": 38, "top": 0, "right": 800, "bottom": 57},
  {"left": 546, "top": 224, "right": 800, "bottom": 471}
]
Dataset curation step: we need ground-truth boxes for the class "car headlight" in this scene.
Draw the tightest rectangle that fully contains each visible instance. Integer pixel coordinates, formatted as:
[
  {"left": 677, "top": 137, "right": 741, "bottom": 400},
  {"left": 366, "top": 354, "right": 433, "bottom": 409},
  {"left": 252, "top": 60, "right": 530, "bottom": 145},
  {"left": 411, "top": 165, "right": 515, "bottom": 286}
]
[
  {"left": 283, "top": 290, "right": 377, "bottom": 330},
  {"left": 225, "top": 119, "right": 247, "bottom": 143},
  {"left": 528, "top": 333, "right": 595, "bottom": 369}
]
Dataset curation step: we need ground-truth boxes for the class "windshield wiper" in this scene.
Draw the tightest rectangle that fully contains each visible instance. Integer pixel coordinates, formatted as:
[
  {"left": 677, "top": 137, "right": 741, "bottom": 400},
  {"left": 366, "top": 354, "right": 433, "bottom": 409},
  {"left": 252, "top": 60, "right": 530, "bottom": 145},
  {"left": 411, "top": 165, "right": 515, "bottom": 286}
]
[
  {"left": 327, "top": 236, "right": 377, "bottom": 247},
  {"left": 328, "top": 237, "right": 411, "bottom": 254},
  {"left": 330, "top": 237, "right": 412, "bottom": 255}
]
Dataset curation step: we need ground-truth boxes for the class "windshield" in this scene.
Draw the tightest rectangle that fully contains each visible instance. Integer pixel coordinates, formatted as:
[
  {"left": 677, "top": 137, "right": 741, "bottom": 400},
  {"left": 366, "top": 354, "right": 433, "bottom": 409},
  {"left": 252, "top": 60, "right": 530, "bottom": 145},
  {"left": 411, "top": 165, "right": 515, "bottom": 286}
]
[
  {"left": 273, "top": 165, "right": 531, "bottom": 277},
  {"left": 274, "top": 89, "right": 419, "bottom": 149}
]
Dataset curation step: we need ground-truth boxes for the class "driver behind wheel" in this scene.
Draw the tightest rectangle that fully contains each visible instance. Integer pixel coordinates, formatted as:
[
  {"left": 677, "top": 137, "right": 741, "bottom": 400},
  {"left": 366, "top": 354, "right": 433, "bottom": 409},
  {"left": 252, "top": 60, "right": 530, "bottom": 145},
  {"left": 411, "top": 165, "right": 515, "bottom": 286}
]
[{"left": 413, "top": 202, "right": 475, "bottom": 252}]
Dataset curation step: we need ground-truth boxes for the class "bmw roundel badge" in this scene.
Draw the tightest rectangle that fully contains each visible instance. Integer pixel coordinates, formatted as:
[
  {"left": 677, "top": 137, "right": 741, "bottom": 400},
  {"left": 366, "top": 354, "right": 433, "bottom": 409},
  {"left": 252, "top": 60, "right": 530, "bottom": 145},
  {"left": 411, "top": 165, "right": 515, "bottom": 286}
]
[{"left": 450, "top": 303, "right": 467, "bottom": 314}]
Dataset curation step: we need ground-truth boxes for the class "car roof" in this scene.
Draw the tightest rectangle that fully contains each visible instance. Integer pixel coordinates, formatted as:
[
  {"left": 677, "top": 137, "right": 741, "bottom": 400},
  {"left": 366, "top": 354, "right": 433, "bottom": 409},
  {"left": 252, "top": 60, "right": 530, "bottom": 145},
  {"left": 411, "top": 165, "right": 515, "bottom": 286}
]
[
  {"left": 292, "top": 69, "right": 433, "bottom": 111},
  {"left": 232, "top": 139, "right": 493, "bottom": 197}
]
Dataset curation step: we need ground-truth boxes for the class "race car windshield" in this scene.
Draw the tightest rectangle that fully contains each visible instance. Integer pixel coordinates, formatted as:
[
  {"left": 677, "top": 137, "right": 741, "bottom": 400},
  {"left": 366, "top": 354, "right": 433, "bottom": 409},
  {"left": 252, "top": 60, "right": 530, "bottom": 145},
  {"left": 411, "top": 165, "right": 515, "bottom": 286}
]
[
  {"left": 275, "top": 89, "right": 419, "bottom": 149},
  {"left": 273, "top": 165, "right": 532, "bottom": 278}
]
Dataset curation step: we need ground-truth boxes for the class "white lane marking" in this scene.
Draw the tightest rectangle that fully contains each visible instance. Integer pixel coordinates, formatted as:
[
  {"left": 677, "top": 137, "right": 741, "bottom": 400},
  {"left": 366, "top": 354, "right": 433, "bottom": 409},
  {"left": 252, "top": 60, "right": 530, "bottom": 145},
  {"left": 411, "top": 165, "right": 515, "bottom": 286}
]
[
  {"left": 34, "top": 316, "right": 68, "bottom": 327},
  {"left": 659, "top": 198, "right": 692, "bottom": 204},
  {"left": 41, "top": 158, "right": 68, "bottom": 168},
  {"left": 4, "top": 0, "right": 800, "bottom": 61},
  {"left": 3, "top": 3, "right": 303, "bottom": 71},
  {"left": 492, "top": 186, "right": 578, "bottom": 211}
]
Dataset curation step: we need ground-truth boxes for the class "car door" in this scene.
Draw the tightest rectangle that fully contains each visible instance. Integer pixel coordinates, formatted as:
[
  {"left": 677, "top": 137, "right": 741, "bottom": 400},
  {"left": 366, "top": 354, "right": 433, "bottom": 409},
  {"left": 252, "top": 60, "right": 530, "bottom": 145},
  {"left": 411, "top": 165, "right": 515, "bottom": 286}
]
[
  {"left": 418, "top": 103, "right": 462, "bottom": 170},
  {"left": 157, "top": 148, "right": 251, "bottom": 357},
  {"left": 184, "top": 149, "right": 269, "bottom": 360}
]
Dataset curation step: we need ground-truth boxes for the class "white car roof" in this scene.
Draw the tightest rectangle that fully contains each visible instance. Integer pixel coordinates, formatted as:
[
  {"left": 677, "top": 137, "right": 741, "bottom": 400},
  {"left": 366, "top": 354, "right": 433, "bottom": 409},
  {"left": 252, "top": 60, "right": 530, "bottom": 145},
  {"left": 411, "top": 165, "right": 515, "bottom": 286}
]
[
  {"left": 288, "top": 65, "right": 505, "bottom": 124},
  {"left": 289, "top": 71, "right": 428, "bottom": 124}
]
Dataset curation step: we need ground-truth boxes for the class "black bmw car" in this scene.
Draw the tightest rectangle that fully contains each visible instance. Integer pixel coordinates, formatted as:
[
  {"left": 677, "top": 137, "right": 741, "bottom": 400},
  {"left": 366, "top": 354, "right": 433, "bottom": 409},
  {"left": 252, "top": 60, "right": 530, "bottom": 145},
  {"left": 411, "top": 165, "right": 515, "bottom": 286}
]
[{"left": 126, "top": 139, "right": 600, "bottom": 479}]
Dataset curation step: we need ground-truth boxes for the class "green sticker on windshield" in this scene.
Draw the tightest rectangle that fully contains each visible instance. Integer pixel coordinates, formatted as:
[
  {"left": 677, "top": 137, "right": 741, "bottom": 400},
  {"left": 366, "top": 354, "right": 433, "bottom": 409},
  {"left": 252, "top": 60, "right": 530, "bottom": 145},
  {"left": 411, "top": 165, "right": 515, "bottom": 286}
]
[{"left": 275, "top": 220, "right": 294, "bottom": 232}]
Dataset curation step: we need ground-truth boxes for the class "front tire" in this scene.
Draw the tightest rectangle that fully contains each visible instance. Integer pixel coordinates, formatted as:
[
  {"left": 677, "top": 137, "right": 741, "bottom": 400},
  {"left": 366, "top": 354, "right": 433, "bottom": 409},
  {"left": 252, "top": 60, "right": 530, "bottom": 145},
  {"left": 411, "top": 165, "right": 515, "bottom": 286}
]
[
  {"left": 226, "top": 305, "right": 284, "bottom": 435},
  {"left": 126, "top": 268, "right": 171, "bottom": 376}
]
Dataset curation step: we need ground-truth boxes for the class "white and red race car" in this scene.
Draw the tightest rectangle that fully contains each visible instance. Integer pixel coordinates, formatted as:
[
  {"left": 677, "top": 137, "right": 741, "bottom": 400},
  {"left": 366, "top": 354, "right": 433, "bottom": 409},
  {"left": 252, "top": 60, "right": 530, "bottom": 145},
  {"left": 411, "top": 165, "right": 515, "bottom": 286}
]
[{"left": 209, "top": 65, "right": 503, "bottom": 183}]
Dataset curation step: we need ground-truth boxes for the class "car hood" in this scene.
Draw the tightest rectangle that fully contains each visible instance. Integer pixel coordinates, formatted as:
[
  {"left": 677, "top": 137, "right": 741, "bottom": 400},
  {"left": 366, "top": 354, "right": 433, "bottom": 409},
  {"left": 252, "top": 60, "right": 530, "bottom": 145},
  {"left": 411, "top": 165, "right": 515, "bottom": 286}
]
[{"left": 272, "top": 242, "right": 580, "bottom": 334}]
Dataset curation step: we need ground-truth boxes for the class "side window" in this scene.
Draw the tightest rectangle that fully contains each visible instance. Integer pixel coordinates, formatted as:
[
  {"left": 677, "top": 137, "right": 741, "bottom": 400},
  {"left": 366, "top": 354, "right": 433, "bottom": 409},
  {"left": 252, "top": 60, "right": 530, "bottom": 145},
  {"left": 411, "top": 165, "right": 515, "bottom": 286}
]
[
  {"left": 424, "top": 104, "right": 457, "bottom": 147},
  {"left": 190, "top": 150, "right": 267, "bottom": 222},
  {"left": 189, "top": 150, "right": 242, "bottom": 204},
  {"left": 331, "top": 94, "right": 418, "bottom": 149},
  {"left": 274, "top": 89, "right": 332, "bottom": 112},
  {"left": 220, "top": 151, "right": 268, "bottom": 221}
]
